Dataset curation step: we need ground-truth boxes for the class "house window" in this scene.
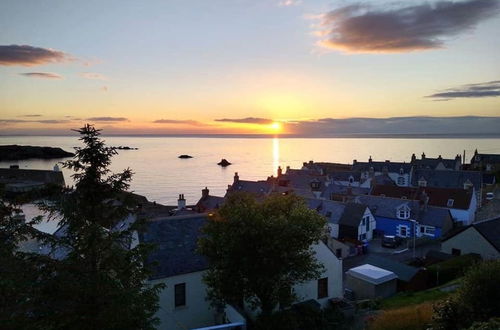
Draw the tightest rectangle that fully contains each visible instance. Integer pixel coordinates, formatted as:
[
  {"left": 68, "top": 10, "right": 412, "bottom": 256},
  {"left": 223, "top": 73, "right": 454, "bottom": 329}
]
[
  {"left": 447, "top": 199, "right": 454, "bottom": 207},
  {"left": 418, "top": 179, "right": 427, "bottom": 187},
  {"left": 397, "top": 207, "right": 410, "bottom": 219},
  {"left": 317, "top": 278, "right": 328, "bottom": 299},
  {"left": 349, "top": 176, "right": 354, "bottom": 184},
  {"left": 359, "top": 233, "right": 367, "bottom": 241},
  {"left": 365, "top": 217, "right": 370, "bottom": 231},
  {"left": 452, "top": 248, "right": 461, "bottom": 256},
  {"left": 174, "top": 283, "right": 186, "bottom": 307},
  {"left": 397, "top": 177, "right": 405, "bottom": 185},
  {"left": 398, "top": 225, "right": 409, "bottom": 237},
  {"left": 425, "top": 227, "right": 435, "bottom": 235}
]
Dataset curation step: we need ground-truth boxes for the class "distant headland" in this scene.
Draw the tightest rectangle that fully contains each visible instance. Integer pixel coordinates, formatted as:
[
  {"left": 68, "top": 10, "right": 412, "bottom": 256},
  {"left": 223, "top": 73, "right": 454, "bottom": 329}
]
[{"left": 0, "top": 145, "right": 74, "bottom": 161}]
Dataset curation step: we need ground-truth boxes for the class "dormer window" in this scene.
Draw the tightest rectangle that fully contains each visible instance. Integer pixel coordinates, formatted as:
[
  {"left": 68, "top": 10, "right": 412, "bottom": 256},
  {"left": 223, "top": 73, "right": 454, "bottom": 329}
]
[
  {"left": 401, "top": 196, "right": 407, "bottom": 200},
  {"left": 447, "top": 199, "right": 454, "bottom": 207},
  {"left": 399, "top": 168, "right": 404, "bottom": 174},
  {"left": 397, "top": 177, "right": 406, "bottom": 186},
  {"left": 418, "top": 179, "right": 427, "bottom": 187},
  {"left": 397, "top": 205, "right": 410, "bottom": 219},
  {"left": 349, "top": 176, "right": 354, "bottom": 184},
  {"left": 463, "top": 181, "right": 473, "bottom": 190}
]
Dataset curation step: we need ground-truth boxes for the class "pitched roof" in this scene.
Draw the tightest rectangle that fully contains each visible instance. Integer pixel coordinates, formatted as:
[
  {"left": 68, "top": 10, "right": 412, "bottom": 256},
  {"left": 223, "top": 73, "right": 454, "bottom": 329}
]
[
  {"left": 472, "top": 153, "right": 500, "bottom": 164},
  {"left": 227, "top": 180, "right": 272, "bottom": 195},
  {"left": 321, "top": 184, "right": 371, "bottom": 198},
  {"left": 471, "top": 217, "right": 500, "bottom": 252},
  {"left": 362, "top": 255, "right": 420, "bottom": 282},
  {"left": 371, "top": 185, "right": 473, "bottom": 210},
  {"left": 329, "top": 171, "right": 361, "bottom": 182},
  {"left": 347, "top": 264, "right": 397, "bottom": 285},
  {"left": 339, "top": 203, "right": 368, "bottom": 227},
  {"left": 412, "top": 157, "right": 458, "bottom": 170},
  {"left": 411, "top": 169, "right": 482, "bottom": 191},
  {"left": 196, "top": 195, "right": 225, "bottom": 212},
  {"left": 355, "top": 195, "right": 451, "bottom": 228},
  {"left": 0, "top": 168, "right": 65, "bottom": 185},
  {"left": 352, "top": 161, "right": 412, "bottom": 173},
  {"left": 140, "top": 214, "right": 208, "bottom": 279}
]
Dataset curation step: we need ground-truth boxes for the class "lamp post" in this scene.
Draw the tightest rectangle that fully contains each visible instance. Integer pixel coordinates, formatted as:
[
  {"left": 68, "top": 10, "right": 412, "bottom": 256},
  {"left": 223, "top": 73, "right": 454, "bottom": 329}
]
[{"left": 409, "top": 219, "right": 419, "bottom": 259}]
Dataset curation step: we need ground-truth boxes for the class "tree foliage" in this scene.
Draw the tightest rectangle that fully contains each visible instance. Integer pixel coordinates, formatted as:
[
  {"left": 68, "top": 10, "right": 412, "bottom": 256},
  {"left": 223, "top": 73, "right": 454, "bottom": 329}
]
[
  {"left": 198, "top": 192, "right": 327, "bottom": 317},
  {"left": 0, "top": 125, "right": 163, "bottom": 329},
  {"left": 433, "top": 260, "right": 500, "bottom": 330}
]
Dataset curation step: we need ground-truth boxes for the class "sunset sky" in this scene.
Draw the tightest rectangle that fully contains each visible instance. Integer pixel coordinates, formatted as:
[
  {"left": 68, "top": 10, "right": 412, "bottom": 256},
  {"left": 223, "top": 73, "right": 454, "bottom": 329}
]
[{"left": 1, "top": 0, "right": 500, "bottom": 135}]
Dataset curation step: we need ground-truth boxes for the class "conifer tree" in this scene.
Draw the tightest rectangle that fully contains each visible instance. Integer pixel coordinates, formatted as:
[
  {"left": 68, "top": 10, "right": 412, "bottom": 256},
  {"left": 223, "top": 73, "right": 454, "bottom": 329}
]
[{"left": 33, "top": 124, "right": 163, "bottom": 329}]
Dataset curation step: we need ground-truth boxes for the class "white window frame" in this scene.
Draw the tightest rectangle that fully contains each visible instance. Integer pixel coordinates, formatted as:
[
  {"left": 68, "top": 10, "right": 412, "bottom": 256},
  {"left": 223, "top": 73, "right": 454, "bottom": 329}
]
[
  {"left": 397, "top": 206, "right": 410, "bottom": 219},
  {"left": 447, "top": 199, "right": 454, "bottom": 207},
  {"left": 398, "top": 225, "right": 410, "bottom": 237}
]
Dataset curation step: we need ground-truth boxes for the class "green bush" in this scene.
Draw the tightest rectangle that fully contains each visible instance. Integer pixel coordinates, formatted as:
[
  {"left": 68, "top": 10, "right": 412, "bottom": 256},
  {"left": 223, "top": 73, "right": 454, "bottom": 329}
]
[
  {"left": 427, "top": 253, "right": 481, "bottom": 286},
  {"left": 433, "top": 261, "right": 500, "bottom": 329}
]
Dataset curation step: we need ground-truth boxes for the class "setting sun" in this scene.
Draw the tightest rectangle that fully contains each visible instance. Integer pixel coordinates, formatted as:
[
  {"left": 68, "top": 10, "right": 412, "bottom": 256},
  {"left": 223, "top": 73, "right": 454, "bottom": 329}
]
[{"left": 270, "top": 122, "right": 282, "bottom": 132}]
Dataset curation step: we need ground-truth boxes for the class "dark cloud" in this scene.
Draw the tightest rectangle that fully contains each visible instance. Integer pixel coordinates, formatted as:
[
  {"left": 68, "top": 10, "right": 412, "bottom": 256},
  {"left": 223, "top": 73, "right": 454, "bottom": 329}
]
[
  {"left": 215, "top": 117, "right": 274, "bottom": 124},
  {"left": 0, "top": 119, "right": 70, "bottom": 124},
  {"left": 80, "top": 72, "right": 107, "bottom": 80},
  {"left": 86, "top": 117, "right": 129, "bottom": 122},
  {"left": 19, "top": 72, "right": 63, "bottom": 79},
  {"left": 286, "top": 116, "right": 500, "bottom": 136},
  {"left": 18, "top": 114, "right": 42, "bottom": 117},
  {"left": 0, "top": 45, "right": 73, "bottom": 66},
  {"left": 316, "top": 0, "right": 499, "bottom": 53},
  {"left": 427, "top": 80, "right": 500, "bottom": 100}
]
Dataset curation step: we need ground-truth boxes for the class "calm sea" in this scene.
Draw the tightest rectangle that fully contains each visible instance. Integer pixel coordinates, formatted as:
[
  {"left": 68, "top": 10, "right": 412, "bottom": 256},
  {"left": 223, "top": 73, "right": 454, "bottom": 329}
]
[{"left": 2, "top": 136, "right": 500, "bottom": 206}]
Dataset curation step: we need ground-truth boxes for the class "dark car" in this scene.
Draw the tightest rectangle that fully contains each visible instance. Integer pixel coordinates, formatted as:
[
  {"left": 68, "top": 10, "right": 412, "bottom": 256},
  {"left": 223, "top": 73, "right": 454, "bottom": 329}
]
[{"left": 381, "top": 235, "right": 402, "bottom": 248}]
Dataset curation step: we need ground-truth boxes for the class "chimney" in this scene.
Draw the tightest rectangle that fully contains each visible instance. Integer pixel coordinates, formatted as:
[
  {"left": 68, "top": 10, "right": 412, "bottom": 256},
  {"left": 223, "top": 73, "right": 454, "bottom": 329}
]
[
  {"left": 277, "top": 166, "right": 282, "bottom": 177},
  {"left": 53, "top": 164, "right": 61, "bottom": 172},
  {"left": 234, "top": 172, "right": 239, "bottom": 184},
  {"left": 202, "top": 187, "right": 209, "bottom": 199},
  {"left": 353, "top": 159, "right": 357, "bottom": 164},
  {"left": 368, "top": 156, "right": 372, "bottom": 163},
  {"left": 309, "top": 160, "right": 313, "bottom": 165},
  {"left": 438, "top": 155, "right": 442, "bottom": 160},
  {"left": 411, "top": 153, "right": 416, "bottom": 163},
  {"left": 286, "top": 165, "right": 290, "bottom": 173},
  {"left": 421, "top": 152, "right": 426, "bottom": 159},
  {"left": 177, "top": 194, "right": 186, "bottom": 209}
]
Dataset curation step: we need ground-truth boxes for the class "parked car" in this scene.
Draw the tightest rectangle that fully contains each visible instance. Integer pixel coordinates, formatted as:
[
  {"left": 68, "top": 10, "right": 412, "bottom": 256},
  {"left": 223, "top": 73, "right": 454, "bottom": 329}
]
[
  {"left": 381, "top": 235, "right": 402, "bottom": 248},
  {"left": 486, "top": 192, "right": 494, "bottom": 201}
]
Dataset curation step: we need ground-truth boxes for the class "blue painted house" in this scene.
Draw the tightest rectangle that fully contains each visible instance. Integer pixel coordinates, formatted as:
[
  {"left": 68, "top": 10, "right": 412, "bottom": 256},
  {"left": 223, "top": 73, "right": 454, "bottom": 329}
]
[{"left": 355, "top": 195, "right": 453, "bottom": 239}]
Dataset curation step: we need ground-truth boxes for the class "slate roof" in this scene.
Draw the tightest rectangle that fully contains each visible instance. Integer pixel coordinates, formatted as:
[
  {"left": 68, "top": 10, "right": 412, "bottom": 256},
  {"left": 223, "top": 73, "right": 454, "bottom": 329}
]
[
  {"left": 321, "top": 184, "right": 371, "bottom": 198},
  {"left": 482, "top": 173, "right": 496, "bottom": 185},
  {"left": 196, "top": 195, "right": 225, "bottom": 211},
  {"left": 329, "top": 171, "right": 361, "bottom": 182},
  {"left": 140, "top": 214, "right": 209, "bottom": 279},
  {"left": 471, "top": 153, "right": 500, "bottom": 164},
  {"left": 371, "top": 185, "right": 473, "bottom": 210},
  {"left": 470, "top": 217, "right": 500, "bottom": 252},
  {"left": 373, "top": 174, "right": 396, "bottom": 186},
  {"left": 281, "top": 171, "right": 327, "bottom": 190},
  {"left": 339, "top": 203, "right": 368, "bottom": 227},
  {"left": 355, "top": 195, "right": 451, "bottom": 228},
  {"left": 412, "top": 157, "right": 458, "bottom": 170},
  {"left": 302, "top": 162, "right": 352, "bottom": 174},
  {"left": 352, "top": 161, "right": 412, "bottom": 174},
  {"left": 227, "top": 180, "right": 272, "bottom": 195},
  {"left": 321, "top": 200, "right": 346, "bottom": 224},
  {"left": 363, "top": 255, "right": 420, "bottom": 282},
  {"left": 0, "top": 168, "right": 65, "bottom": 185},
  {"left": 411, "top": 169, "right": 482, "bottom": 191}
]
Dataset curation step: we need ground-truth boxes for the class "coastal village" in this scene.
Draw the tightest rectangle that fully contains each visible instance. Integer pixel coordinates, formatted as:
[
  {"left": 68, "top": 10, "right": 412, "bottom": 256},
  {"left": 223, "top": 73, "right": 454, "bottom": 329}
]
[{"left": 2, "top": 149, "right": 500, "bottom": 330}]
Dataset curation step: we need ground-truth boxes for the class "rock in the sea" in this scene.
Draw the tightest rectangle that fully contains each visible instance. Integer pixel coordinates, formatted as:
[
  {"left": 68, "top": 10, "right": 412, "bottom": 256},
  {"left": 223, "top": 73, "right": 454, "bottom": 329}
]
[
  {"left": 178, "top": 154, "right": 193, "bottom": 159},
  {"left": 0, "top": 145, "right": 74, "bottom": 161},
  {"left": 116, "top": 146, "right": 138, "bottom": 150},
  {"left": 217, "top": 158, "right": 232, "bottom": 167}
]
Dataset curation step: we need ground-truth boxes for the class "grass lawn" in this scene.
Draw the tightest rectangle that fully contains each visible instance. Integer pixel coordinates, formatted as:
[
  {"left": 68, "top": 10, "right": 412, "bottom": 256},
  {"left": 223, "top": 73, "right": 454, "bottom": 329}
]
[{"left": 380, "top": 280, "right": 459, "bottom": 310}]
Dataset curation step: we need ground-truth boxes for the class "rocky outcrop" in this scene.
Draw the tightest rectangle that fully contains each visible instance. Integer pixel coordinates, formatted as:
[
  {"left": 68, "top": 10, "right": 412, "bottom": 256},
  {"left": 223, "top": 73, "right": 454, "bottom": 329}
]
[{"left": 0, "top": 145, "right": 74, "bottom": 161}]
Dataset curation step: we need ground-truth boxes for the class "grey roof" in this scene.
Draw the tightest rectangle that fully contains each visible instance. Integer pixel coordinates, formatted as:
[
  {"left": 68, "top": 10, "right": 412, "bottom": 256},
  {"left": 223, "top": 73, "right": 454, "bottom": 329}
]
[
  {"left": 411, "top": 169, "right": 482, "bottom": 191},
  {"left": 281, "top": 171, "right": 327, "bottom": 190},
  {"left": 140, "top": 214, "right": 208, "bottom": 279},
  {"left": 373, "top": 174, "right": 396, "bottom": 185},
  {"left": 0, "top": 168, "right": 65, "bottom": 185},
  {"left": 352, "top": 161, "right": 412, "bottom": 174},
  {"left": 472, "top": 153, "right": 500, "bottom": 164},
  {"left": 472, "top": 217, "right": 500, "bottom": 252},
  {"left": 412, "top": 157, "right": 458, "bottom": 170},
  {"left": 227, "top": 180, "right": 272, "bottom": 195},
  {"left": 363, "top": 255, "right": 420, "bottom": 282},
  {"left": 329, "top": 171, "right": 361, "bottom": 182},
  {"left": 339, "top": 203, "right": 368, "bottom": 227},
  {"left": 355, "top": 195, "right": 451, "bottom": 228},
  {"left": 482, "top": 173, "right": 496, "bottom": 185},
  {"left": 321, "top": 184, "right": 371, "bottom": 198},
  {"left": 321, "top": 200, "right": 346, "bottom": 224},
  {"left": 196, "top": 195, "right": 225, "bottom": 211}
]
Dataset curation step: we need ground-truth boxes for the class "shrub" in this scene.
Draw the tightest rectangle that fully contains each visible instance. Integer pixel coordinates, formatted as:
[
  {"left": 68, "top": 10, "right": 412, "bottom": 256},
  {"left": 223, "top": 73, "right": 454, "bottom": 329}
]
[
  {"left": 427, "top": 253, "right": 480, "bottom": 286},
  {"left": 433, "top": 261, "right": 500, "bottom": 329}
]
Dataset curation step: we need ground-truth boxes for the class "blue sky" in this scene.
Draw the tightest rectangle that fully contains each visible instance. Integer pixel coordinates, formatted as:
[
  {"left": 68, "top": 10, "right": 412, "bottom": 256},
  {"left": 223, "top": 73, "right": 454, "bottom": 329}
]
[{"left": 1, "top": 0, "right": 499, "bottom": 135}]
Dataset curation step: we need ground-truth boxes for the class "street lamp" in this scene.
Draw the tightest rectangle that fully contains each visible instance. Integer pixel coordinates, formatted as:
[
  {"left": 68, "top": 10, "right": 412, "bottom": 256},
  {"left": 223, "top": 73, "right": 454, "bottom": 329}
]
[{"left": 409, "top": 219, "right": 419, "bottom": 259}]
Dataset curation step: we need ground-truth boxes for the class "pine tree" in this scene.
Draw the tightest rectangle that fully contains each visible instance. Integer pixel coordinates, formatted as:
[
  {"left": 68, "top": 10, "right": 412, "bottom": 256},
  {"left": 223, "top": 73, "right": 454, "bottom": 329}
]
[{"left": 33, "top": 124, "right": 163, "bottom": 329}]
